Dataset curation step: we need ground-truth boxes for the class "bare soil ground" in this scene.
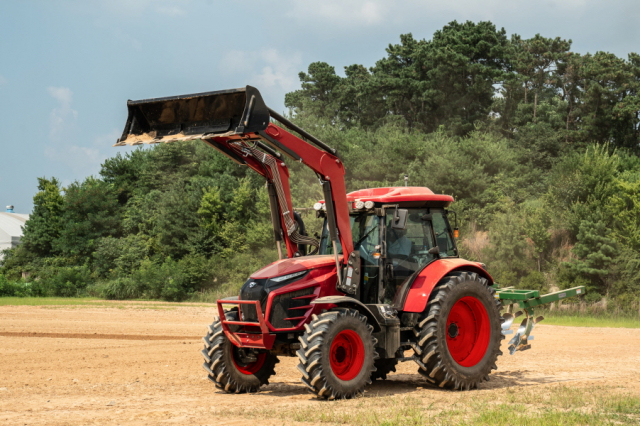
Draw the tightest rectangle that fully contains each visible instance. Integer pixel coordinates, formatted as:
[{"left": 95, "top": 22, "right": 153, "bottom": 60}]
[{"left": 1, "top": 303, "right": 639, "bottom": 425}]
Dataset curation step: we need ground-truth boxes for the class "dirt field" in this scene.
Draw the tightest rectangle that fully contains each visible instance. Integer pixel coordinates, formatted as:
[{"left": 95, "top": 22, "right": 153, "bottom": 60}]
[{"left": 1, "top": 303, "right": 639, "bottom": 425}]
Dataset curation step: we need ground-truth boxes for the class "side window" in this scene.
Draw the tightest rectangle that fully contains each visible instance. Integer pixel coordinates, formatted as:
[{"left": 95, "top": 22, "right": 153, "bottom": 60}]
[
  {"left": 431, "top": 210, "right": 457, "bottom": 257},
  {"left": 384, "top": 209, "right": 438, "bottom": 263}
]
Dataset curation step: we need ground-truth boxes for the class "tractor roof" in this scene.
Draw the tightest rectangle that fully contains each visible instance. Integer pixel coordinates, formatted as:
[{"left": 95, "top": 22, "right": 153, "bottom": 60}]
[{"left": 346, "top": 187, "right": 454, "bottom": 205}]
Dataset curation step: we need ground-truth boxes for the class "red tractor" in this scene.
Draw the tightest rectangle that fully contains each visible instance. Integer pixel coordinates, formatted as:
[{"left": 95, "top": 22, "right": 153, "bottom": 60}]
[{"left": 117, "top": 86, "right": 585, "bottom": 399}]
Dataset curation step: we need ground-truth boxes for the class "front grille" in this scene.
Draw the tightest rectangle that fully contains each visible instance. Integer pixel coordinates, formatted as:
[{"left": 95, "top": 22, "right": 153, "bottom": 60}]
[
  {"left": 269, "top": 287, "right": 316, "bottom": 329},
  {"left": 239, "top": 278, "right": 268, "bottom": 322}
]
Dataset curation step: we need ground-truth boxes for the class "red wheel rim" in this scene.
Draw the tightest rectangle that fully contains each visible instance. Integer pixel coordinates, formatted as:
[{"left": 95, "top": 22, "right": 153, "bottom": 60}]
[
  {"left": 446, "top": 296, "right": 490, "bottom": 367},
  {"left": 230, "top": 346, "right": 267, "bottom": 375},
  {"left": 329, "top": 330, "right": 365, "bottom": 381}
]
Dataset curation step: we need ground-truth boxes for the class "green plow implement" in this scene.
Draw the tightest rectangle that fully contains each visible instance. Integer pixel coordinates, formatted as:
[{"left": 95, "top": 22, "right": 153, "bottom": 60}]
[{"left": 493, "top": 285, "right": 586, "bottom": 354}]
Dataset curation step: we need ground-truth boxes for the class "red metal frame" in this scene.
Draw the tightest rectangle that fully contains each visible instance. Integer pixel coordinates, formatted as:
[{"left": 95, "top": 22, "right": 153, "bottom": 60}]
[
  {"left": 216, "top": 264, "right": 344, "bottom": 349},
  {"left": 261, "top": 123, "right": 354, "bottom": 258},
  {"left": 206, "top": 123, "right": 353, "bottom": 260},
  {"left": 216, "top": 300, "right": 276, "bottom": 350}
]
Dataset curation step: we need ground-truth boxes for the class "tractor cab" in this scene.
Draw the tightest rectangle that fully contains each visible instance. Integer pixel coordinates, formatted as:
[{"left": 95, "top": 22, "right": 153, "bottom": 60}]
[{"left": 316, "top": 187, "right": 458, "bottom": 304}]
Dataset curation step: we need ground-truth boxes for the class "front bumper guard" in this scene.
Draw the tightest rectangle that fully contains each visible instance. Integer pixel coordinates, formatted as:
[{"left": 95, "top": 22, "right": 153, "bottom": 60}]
[{"left": 216, "top": 299, "right": 276, "bottom": 350}]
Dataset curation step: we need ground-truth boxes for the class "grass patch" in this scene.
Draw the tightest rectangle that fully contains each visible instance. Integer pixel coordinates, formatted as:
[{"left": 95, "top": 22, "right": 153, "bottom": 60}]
[
  {"left": 469, "top": 404, "right": 609, "bottom": 426},
  {"left": 187, "top": 280, "right": 245, "bottom": 304},
  {"left": 215, "top": 385, "right": 640, "bottom": 426},
  {"left": 0, "top": 296, "right": 217, "bottom": 309},
  {"left": 539, "top": 314, "right": 640, "bottom": 328},
  {"left": 0, "top": 297, "right": 102, "bottom": 306}
]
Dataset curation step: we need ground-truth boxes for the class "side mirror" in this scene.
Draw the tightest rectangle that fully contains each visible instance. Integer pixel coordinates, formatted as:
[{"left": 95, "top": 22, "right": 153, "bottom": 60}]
[
  {"left": 391, "top": 208, "right": 408, "bottom": 230},
  {"left": 428, "top": 246, "right": 440, "bottom": 256}
]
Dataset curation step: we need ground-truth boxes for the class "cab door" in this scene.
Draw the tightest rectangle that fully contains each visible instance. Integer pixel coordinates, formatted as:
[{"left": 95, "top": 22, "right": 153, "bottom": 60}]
[{"left": 382, "top": 209, "right": 438, "bottom": 303}]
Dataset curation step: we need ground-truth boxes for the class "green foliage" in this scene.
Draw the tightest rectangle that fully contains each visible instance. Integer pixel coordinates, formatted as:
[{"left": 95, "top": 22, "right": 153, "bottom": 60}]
[
  {"left": 198, "top": 178, "right": 272, "bottom": 257},
  {"left": 521, "top": 200, "right": 552, "bottom": 272},
  {"left": 37, "top": 264, "right": 92, "bottom": 297},
  {"left": 152, "top": 180, "right": 201, "bottom": 259},
  {"left": 93, "top": 234, "right": 150, "bottom": 278},
  {"left": 567, "top": 219, "right": 617, "bottom": 293},
  {"left": 55, "top": 177, "right": 123, "bottom": 259},
  {"left": 21, "top": 177, "right": 64, "bottom": 257},
  {"left": 607, "top": 173, "right": 640, "bottom": 250},
  {"left": 481, "top": 208, "right": 532, "bottom": 284},
  {"left": 0, "top": 275, "right": 34, "bottom": 297},
  {"left": 5, "top": 22, "right": 640, "bottom": 304},
  {"left": 287, "top": 21, "right": 510, "bottom": 134},
  {"left": 519, "top": 271, "right": 547, "bottom": 293},
  {"left": 611, "top": 248, "right": 640, "bottom": 296}
]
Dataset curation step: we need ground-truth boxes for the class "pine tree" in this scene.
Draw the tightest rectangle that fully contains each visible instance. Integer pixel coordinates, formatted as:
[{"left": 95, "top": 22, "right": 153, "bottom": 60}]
[{"left": 21, "top": 177, "right": 64, "bottom": 257}]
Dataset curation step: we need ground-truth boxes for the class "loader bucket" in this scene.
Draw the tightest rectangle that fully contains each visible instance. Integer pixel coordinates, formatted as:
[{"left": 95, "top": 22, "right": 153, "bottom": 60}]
[{"left": 115, "top": 85, "right": 270, "bottom": 146}]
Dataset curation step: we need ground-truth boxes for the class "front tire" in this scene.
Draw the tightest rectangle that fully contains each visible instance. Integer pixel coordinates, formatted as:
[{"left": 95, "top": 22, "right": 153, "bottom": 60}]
[
  {"left": 413, "top": 271, "right": 503, "bottom": 390},
  {"left": 202, "top": 313, "right": 278, "bottom": 393},
  {"left": 297, "top": 309, "right": 378, "bottom": 399}
]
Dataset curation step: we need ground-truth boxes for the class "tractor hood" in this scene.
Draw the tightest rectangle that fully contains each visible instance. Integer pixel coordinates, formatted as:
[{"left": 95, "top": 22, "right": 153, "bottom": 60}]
[{"left": 251, "top": 255, "right": 340, "bottom": 279}]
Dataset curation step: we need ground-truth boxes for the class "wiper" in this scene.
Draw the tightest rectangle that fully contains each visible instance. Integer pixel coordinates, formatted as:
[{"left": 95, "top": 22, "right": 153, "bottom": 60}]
[{"left": 354, "top": 225, "right": 377, "bottom": 249}]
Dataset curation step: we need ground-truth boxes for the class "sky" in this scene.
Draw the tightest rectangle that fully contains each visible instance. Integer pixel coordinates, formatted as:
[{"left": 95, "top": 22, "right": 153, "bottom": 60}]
[{"left": 1, "top": 0, "right": 639, "bottom": 213}]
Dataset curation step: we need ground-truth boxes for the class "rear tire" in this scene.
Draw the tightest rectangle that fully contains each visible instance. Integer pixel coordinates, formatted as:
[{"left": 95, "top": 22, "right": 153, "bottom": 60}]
[
  {"left": 297, "top": 308, "right": 378, "bottom": 399},
  {"left": 413, "top": 271, "right": 503, "bottom": 390},
  {"left": 202, "top": 312, "right": 278, "bottom": 393}
]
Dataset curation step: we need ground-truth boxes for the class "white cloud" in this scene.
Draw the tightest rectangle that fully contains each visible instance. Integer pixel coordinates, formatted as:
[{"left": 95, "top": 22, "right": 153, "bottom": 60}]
[
  {"left": 255, "top": 49, "right": 303, "bottom": 92},
  {"left": 220, "top": 48, "right": 302, "bottom": 94},
  {"left": 47, "top": 86, "right": 78, "bottom": 141}
]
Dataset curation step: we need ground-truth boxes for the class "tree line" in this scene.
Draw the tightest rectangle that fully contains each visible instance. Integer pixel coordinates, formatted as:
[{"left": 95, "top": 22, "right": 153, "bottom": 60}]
[{"left": 1, "top": 21, "right": 639, "bottom": 310}]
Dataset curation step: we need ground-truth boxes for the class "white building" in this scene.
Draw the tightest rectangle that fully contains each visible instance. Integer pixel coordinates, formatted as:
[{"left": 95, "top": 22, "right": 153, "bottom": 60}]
[{"left": 0, "top": 206, "right": 29, "bottom": 260}]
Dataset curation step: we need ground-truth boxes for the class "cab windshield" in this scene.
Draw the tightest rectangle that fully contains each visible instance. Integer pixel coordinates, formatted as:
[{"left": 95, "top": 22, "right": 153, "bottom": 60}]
[
  {"left": 318, "top": 208, "right": 457, "bottom": 304},
  {"left": 318, "top": 208, "right": 457, "bottom": 259}
]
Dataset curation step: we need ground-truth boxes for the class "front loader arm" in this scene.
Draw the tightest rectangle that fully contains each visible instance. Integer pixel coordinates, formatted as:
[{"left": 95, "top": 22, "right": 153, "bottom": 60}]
[
  {"left": 114, "top": 85, "right": 353, "bottom": 262},
  {"left": 201, "top": 122, "right": 353, "bottom": 260},
  {"left": 199, "top": 136, "right": 299, "bottom": 258},
  {"left": 256, "top": 122, "right": 353, "bottom": 257}
]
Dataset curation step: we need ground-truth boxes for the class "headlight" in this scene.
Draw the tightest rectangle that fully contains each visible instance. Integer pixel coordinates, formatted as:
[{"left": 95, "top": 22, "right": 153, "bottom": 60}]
[
  {"left": 354, "top": 200, "right": 365, "bottom": 210},
  {"left": 269, "top": 270, "right": 308, "bottom": 283},
  {"left": 313, "top": 202, "right": 323, "bottom": 211},
  {"left": 364, "top": 200, "right": 374, "bottom": 209}
]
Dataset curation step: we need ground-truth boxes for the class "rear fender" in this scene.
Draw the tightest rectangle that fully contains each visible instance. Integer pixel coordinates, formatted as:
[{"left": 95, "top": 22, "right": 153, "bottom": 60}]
[
  {"left": 397, "top": 259, "right": 493, "bottom": 313},
  {"left": 311, "top": 296, "right": 382, "bottom": 332}
]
